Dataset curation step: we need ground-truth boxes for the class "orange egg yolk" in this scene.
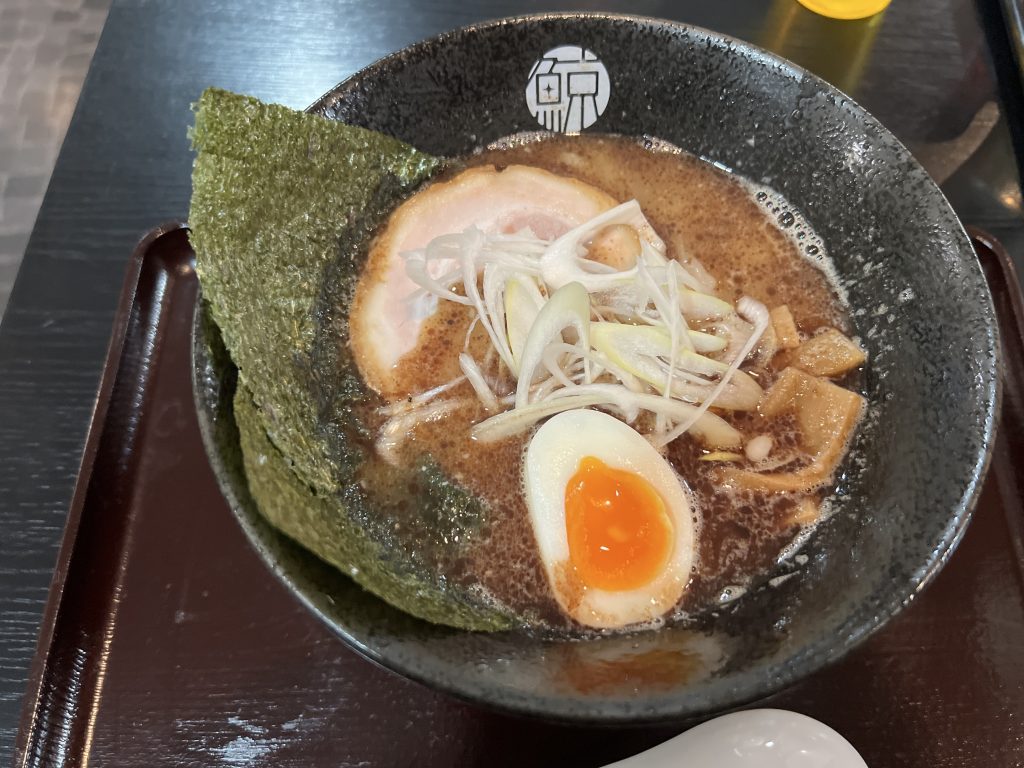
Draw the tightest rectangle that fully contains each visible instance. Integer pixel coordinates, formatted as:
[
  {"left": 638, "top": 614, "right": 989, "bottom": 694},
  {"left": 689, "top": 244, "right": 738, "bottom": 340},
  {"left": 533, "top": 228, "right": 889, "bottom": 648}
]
[{"left": 564, "top": 456, "right": 674, "bottom": 592}]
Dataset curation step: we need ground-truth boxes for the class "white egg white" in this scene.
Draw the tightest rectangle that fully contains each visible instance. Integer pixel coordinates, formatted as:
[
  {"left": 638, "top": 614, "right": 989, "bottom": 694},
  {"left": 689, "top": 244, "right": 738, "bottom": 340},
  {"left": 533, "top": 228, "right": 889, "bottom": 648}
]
[{"left": 523, "top": 409, "right": 696, "bottom": 629}]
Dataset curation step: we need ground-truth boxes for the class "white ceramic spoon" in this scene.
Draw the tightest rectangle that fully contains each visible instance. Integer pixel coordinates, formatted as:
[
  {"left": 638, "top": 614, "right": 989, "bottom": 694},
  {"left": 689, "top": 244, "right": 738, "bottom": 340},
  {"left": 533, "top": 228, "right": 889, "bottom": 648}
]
[{"left": 604, "top": 709, "right": 868, "bottom": 768}]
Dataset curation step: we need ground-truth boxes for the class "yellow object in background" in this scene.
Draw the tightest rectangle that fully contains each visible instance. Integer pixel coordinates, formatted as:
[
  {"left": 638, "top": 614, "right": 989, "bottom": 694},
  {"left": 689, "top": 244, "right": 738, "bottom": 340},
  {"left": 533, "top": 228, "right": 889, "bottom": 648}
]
[
  {"left": 761, "top": 0, "right": 886, "bottom": 94},
  {"left": 796, "top": 0, "right": 892, "bottom": 20}
]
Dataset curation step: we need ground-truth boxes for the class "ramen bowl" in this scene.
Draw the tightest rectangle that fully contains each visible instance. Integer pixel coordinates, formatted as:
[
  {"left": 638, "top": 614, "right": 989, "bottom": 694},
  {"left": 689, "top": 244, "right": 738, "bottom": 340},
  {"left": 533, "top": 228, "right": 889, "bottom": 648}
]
[{"left": 192, "top": 13, "right": 998, "bottom": 722}]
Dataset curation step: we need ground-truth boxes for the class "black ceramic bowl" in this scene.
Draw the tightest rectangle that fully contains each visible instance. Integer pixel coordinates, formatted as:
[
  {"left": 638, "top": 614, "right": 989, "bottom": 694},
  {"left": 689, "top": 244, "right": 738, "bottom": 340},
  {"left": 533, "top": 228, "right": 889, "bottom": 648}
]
[{"left": 193, "top": 13, "right": 999, "bottom": 722}]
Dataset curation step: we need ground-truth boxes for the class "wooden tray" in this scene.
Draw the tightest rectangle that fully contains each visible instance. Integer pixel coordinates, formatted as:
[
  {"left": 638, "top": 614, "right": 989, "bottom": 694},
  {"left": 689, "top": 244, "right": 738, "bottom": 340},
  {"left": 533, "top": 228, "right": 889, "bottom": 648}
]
[{"left": 14, "top": 223, "right": 1024, "bottom": 767}]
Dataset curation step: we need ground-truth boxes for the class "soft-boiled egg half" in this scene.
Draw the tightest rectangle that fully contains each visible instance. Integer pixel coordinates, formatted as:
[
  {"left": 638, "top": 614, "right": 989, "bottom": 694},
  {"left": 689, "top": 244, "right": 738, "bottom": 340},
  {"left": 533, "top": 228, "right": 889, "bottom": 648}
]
[{"left": 524, "top": 409, "right": 696, "bottom": 629}]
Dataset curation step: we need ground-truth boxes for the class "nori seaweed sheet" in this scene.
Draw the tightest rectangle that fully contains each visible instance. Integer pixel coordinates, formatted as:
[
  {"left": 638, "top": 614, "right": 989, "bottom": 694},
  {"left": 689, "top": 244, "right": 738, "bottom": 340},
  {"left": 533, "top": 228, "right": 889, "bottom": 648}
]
[
  {"left": 190, "top": 87, "right": 437, "bottom": 493},
  {"left": 234, "top": 384, "right": 512, "bottom": 630},
  {"left": 189, "top": 88, "right": 515, "bottom": 631}
]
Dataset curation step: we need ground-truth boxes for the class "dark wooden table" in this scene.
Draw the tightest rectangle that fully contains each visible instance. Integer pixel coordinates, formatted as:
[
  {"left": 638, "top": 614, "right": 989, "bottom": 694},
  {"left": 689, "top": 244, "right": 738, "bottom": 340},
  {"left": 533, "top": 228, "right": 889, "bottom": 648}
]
[{"left": 2, "top": 0, "right": 1023, "bottom": 763}]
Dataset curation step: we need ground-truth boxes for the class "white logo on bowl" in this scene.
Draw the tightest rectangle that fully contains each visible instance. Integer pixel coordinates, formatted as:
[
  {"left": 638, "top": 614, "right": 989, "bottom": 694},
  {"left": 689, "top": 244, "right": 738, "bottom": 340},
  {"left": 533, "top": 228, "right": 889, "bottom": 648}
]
[{"left": 525, "top": 46, "right": 610, "bottom": 133}]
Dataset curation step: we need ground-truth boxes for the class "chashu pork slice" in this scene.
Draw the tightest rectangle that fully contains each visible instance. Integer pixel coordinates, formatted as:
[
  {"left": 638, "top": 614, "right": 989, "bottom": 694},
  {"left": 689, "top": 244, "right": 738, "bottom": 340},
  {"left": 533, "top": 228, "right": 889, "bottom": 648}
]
[{"left": 349, "top": 164, "right": 617, "bottom": 397}]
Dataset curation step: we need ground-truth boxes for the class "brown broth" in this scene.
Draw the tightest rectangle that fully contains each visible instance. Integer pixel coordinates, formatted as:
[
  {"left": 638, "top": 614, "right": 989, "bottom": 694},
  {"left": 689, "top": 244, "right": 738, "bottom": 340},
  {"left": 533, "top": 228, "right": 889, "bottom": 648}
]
[{"left": 352, "top": 134, "right": 859, "bottom": 632}]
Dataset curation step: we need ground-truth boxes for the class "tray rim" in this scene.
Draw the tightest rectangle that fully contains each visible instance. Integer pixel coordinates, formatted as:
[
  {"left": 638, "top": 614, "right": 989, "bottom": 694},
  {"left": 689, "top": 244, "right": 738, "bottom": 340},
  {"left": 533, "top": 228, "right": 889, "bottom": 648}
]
[{"left": 12, "top": 221, "right": 189, "bottom": 766}]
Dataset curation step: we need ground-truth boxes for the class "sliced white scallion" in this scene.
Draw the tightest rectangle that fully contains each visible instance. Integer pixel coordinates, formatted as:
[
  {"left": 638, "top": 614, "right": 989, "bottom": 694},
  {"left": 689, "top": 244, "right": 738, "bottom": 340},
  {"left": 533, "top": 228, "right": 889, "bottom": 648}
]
[
  {"left": 715, "top": 312, "right": 756, "bottom": 365},
  {"left": 652, "top": 296, "right": 771, "bottom": 448},
  {"left": 682, "top": 254, "right": 718, "bottom": 293},
  {"left": 458, "top": 229, "right": 518, "bottom": 374},
  {"left": 377, "top": 397, "right": 473, "bottom": 465},
  {"left": 677, "top": 288, "right": 733, "bottom": 320},
  {"left": 376, "top": 375, "right": 467, "bottom": 417},
  {"left": 689, "top": 329, "right": 728, "bottom": 354},
  {"left": 515, "top": 282, "right": 592, "bottom": 408},
  {"left": 459, "top": 353, "right": 499, "bottom": 412},
  {"left": 590, "top": 322, "right": 762, "bottom": 410},
  {"left": 503, "top": 275, "right": 545, "bottom": 372},
  {"left": 397, "top": 198, "right": 767, "bottom": 451},
  {"left": 472, "top": 382, "right": 742, "bottom": 448},
  {"left": 403, "top": 258, "right": 471, "bottom": 307}
]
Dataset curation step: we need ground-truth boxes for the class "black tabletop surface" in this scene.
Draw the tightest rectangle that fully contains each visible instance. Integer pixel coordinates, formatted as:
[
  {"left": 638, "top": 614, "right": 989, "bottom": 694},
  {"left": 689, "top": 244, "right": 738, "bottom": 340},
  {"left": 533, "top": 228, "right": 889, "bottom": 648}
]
[{"left": 1, "top": 0, "right": 1022, "bottom": 760}]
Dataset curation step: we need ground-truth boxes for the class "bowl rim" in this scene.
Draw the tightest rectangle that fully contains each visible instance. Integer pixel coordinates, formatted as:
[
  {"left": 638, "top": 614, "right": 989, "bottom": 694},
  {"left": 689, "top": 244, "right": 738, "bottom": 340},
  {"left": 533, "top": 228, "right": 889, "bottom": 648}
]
[{"left": 195, "top": 11, "right": 1001, "bottom": 723}]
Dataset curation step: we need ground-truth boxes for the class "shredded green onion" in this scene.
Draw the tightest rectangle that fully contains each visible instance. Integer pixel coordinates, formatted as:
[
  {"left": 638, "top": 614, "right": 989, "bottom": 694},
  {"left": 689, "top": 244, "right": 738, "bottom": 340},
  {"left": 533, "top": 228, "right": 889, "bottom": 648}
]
[{"left": 396, "top": 199, "right": 767, "bottom": 450}]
